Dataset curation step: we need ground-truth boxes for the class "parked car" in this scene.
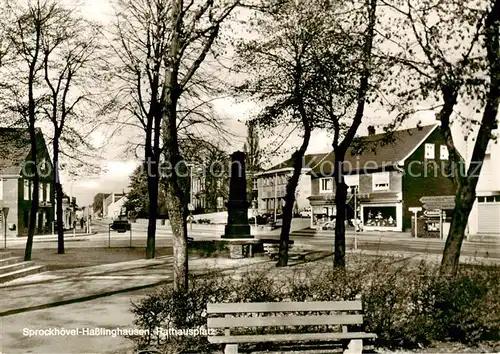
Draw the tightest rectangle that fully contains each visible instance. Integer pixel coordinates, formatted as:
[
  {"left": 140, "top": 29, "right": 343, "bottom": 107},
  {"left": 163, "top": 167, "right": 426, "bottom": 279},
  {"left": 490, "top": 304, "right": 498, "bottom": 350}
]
[{"left": 299, "top": 208, "right": 312, "bottom": 218}]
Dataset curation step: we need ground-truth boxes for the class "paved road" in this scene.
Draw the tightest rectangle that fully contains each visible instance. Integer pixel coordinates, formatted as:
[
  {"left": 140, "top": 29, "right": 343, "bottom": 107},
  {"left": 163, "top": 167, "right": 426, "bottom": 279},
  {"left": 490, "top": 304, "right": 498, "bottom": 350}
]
[{"left": 4, "top": 218, "right": 499, "bottom": 260}]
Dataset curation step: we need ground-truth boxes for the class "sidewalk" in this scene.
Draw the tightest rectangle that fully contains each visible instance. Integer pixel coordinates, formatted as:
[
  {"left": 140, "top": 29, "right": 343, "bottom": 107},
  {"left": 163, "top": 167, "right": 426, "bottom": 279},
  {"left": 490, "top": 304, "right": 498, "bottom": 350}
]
[
  {"left": 0, "top": 256, "right": 273, "bottom": 354},
  {"left": 0, "top": 256, "right": 270, "bottom": 316}
]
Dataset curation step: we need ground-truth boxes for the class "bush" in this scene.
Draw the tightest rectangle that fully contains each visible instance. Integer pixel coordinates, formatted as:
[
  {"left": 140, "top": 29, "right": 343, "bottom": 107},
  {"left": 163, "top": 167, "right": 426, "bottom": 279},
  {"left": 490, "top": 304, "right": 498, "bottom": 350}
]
[{"left": 130, "top": 260, "right": 500, "bottom": 352}]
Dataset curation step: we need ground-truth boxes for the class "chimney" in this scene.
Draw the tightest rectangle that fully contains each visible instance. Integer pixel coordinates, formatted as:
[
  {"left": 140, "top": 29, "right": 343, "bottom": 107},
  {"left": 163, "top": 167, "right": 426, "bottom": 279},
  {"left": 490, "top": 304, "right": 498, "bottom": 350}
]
[{"left": 367, "top": 125, "right": 376, "bottom": 136}]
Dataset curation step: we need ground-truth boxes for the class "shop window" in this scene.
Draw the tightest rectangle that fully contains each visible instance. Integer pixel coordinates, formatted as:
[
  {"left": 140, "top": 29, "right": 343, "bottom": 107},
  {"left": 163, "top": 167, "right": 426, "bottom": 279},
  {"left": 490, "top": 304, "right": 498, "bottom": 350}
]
[
  {"left": 440, "top": 145, "right": 449, "bottom": 160},
  {"left": 425, "top": 143, "right": 435, "bottom": 159},
  {"left": 496, "top": 196, "right": 500, "bottom": 202},
  {"left": 320, "top": 178, "right": 333, "bottom": 193},
  {"left": 486, "top": 196, "right": 495, "bottom": 202},
  {"left": 363, "top": 206, "right": 397, "bottom": 227},
  {"left": 372, "top": 172, "right": 390, "bottom": 191},
  {"left": 478, "top": 196, "right": 485, "bottom": 203}
]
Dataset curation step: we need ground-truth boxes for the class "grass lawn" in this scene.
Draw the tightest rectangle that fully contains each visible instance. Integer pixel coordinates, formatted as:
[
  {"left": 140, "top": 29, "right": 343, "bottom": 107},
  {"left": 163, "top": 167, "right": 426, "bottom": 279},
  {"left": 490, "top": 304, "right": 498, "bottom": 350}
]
[{"left": 10, "top": 247, "right": 174, "bottom": 271}]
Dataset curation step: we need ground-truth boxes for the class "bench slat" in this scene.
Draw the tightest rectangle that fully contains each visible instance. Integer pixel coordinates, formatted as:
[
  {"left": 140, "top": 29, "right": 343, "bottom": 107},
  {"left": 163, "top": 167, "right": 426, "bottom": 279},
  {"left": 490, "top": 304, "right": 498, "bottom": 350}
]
[
  {"left": 208, "top": 332, "right": 377, "bottom": 344},
  {"left": 208, "top": 314, "right": 363, "bottom": 328},
  {"left": 207, "top": 301, "right": 362, "bottom": 314}
]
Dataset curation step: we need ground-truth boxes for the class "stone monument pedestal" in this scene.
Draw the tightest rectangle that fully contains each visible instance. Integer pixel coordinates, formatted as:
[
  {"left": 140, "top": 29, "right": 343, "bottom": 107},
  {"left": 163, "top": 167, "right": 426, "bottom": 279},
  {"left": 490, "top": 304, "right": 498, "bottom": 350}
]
[{"left": 221, "top": 151, "right": 255, "bottom": 258}]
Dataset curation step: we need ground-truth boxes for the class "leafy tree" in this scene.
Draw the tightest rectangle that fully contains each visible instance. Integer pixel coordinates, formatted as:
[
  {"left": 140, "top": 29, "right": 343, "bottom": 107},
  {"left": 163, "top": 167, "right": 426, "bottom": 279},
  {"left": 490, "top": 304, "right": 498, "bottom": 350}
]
[
  {"left": 236, "top": 0, "right": 378, "bottom": 267},
  {"left": 124, "top": 166, "right": 168, "bottom": 218},
  {"left": 381, "top": 0, "right": 500, "bottom": 276},
  {"left": 92, "top": 193, "right": 107, "bottom": 216}
]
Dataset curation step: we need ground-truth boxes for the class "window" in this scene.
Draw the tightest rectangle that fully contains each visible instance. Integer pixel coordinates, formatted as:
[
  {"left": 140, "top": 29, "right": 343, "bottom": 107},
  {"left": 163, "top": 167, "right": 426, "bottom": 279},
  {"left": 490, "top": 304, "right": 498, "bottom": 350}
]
[
  {"left": 47, "top": 184, "right": 51, "bottom": 201},
  {"left": 440, "top": 145, "right": 449, "bottom": 160},
  {"left": 363, "top": 206, "right": 398, "bottom": 227},
  {"left": 320, "top": 178, "right": 333, "bottom": 193},
  {"left": 252, "top": 179, "right": 258, "bottom": 190},
  {"left": 40, "top": 183, "right": 45, "bottom": 202},
  {"left": 344, "top": 174, "right": 360, "bottom": 187},
  {"left": 217, "top": 197, "right": 224, "bottom": 209},
  {"left": 425, "top": 144, "right": 435, "bottom": 159},
  {"left": 479, "top": 196, "right": 500, "bottom": 203},
  {"left": 0, "top": 178, "right": 3, "bottom": 200},
  {"left": 372, "top": 172, "right": 390, "bottom": 191},
  {"left": 24, "top": 180, "right": 30, "bottom": 201}
]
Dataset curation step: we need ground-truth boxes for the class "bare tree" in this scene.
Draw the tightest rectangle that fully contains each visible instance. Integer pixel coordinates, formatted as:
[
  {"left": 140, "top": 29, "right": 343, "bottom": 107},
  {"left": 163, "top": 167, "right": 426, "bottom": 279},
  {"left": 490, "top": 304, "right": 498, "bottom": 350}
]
[
  {"left": 2, "top": 0, "right": 57, "bottom": 261},
  {"left": 113, "top": 0, "right": 172, "bottom": 260},
  {"left": 40, "top": 4, "right": 107, "bottom": 254},
  {"left": 381, "top": 0, "right": 500, "bottom": 276},
  {"left": 161, "top": 0, "right": 240, "bottom": 291},
  {"left": 113, "top": 0, "right": 239, "bottom": 288}
]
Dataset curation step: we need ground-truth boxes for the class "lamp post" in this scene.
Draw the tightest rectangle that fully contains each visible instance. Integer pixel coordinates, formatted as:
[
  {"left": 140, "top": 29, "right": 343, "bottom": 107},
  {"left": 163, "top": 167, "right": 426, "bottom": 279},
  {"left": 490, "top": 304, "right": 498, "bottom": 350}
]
[
  {"left": 274, "top": 172, "right": 278, "bottom": 222},
  {"left": 353, "top": 185, "right": 358, "bottom": 231},
  {"left": 187, "top": 163, "right": 195, "bottom": 232}
]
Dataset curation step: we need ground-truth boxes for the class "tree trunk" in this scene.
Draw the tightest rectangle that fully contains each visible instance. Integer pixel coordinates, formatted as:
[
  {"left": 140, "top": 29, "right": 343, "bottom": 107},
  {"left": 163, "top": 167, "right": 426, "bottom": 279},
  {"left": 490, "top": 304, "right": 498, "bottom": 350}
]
[
  {"left": 163, "top": 94, "right": 189, "bottom": 292},
  {"left": 334, "top": 161, "right": 348, "bottom": 268},
  {"left": 440, "top": 182, "right": 475, "bottom": 276},
  {"left": 146, "top": 167, "right": 159, "bottom": 259},
  {"left": 24, "top": 129, "right": 39, "bottom": 262},
  {"left": 166, "top": 180, "right": 188, "bottom": 291},
  {"left": 440, "top": 0, "right": 500, "bottom": 277},
  {"left": 53, "top": 137, "right": 64, "bottom": 254},
  {"left": 276, "top": 143, "right": 310, "bottom": 266}
]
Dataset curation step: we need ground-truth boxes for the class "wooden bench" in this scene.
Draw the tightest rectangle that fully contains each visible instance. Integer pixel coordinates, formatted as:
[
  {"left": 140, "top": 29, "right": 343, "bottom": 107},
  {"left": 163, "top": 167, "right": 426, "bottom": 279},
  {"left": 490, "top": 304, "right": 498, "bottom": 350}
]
[
  {"left": 207, "top": 300, "right": 376, "bottom": 354},
  {"left": 262, "top": 241, "right": 307, "bottom": 260}
]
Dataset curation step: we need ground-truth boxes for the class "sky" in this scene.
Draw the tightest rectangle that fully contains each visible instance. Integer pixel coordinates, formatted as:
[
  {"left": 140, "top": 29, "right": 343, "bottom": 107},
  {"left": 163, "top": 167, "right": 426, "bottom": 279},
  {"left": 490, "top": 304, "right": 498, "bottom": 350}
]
[{"left": 53, "top": 0, "right": 470, "bottom": 207}]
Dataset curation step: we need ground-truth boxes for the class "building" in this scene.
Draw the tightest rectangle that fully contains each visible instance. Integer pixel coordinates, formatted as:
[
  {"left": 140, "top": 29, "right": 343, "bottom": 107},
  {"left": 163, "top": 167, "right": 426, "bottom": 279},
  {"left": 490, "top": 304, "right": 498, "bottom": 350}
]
[
  {"left": 103, "top": 193, "right": 127, "bottom": 218},
  {"left": 455, "top": 122, "right": 500, "bottom": 236},
  {"left": 190, "top": 166, "right": 228, "bottom": 213},
  {"left": 256, "top": 153, "right": 329, "bottom": 215},
  {"left": 0, "top": 128, "right": 55, "bottom": 237},
  {"left": 307, "top": 124, "right": 456, "bottom": 231}
]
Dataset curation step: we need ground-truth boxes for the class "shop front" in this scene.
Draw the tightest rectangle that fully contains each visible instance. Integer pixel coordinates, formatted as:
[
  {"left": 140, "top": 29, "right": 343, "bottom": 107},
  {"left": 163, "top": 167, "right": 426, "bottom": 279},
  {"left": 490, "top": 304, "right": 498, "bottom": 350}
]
[{"left": 360, "top": 200, "right": 403, "bottom": 231}]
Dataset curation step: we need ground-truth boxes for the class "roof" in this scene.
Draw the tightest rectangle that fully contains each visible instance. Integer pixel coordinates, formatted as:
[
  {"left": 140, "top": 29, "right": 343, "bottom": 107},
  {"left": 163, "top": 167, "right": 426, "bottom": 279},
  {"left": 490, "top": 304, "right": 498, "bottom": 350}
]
[
  {"left": 0, "top": 128, "right": 38, "bottom": 176},
  {"left": 310, "top": 124, "right": 438, "bottom": 176},
  {"left": 260, "top": 153, "right": 329, "bottom": 175}
]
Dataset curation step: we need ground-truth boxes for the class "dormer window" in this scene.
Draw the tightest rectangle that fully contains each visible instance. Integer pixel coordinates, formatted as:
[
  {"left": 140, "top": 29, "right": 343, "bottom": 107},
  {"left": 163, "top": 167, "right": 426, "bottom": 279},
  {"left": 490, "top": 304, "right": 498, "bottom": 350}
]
[
  {"left": 440, "top": 145, "right": 449, "bottom": 160},
  {"left": 425, "top": 144, "right": 435, "bottom": 159}
]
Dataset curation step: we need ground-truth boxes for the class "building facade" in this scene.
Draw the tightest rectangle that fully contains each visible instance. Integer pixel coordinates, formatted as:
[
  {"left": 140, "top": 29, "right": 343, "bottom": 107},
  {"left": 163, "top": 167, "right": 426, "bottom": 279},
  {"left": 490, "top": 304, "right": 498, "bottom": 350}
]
[
  {"left": 308, "top": 124, "right": 456, "bottom": 231},
  {"left": 0, "top": 128, "right": 55, "bottom": 237},
  {"left": 457, "top": 123, "right": 500, "bottom": 236},
  {"left": 103, "top": 193, "right": 127, "bottom": 218},
  {"left": 256, "top": 154, "right": 328, "bottom": 215}
]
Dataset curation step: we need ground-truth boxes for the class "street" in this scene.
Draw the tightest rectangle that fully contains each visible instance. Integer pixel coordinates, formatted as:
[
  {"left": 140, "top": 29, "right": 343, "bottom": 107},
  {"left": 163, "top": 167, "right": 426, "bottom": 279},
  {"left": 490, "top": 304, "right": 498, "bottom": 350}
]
[{"left": 3, "top": 218, "right": 499, "bottom": 260}]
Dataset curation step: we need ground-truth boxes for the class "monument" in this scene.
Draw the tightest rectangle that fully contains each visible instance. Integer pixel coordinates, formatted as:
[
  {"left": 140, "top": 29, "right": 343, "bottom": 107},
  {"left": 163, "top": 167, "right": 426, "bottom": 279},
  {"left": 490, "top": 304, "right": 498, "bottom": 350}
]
[
  {"left": 222, "top": 151, "right": 258, "bottom": 258},
  {"left": 222, "top": 151, "right": 253, "bottom": 239}
]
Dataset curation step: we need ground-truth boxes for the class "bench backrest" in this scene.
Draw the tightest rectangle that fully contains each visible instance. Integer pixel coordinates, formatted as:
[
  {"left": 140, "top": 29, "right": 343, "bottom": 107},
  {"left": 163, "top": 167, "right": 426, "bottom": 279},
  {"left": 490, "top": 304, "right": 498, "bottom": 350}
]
[{"left": 207, "top": 301, "right": 363, "bottom": 329}]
